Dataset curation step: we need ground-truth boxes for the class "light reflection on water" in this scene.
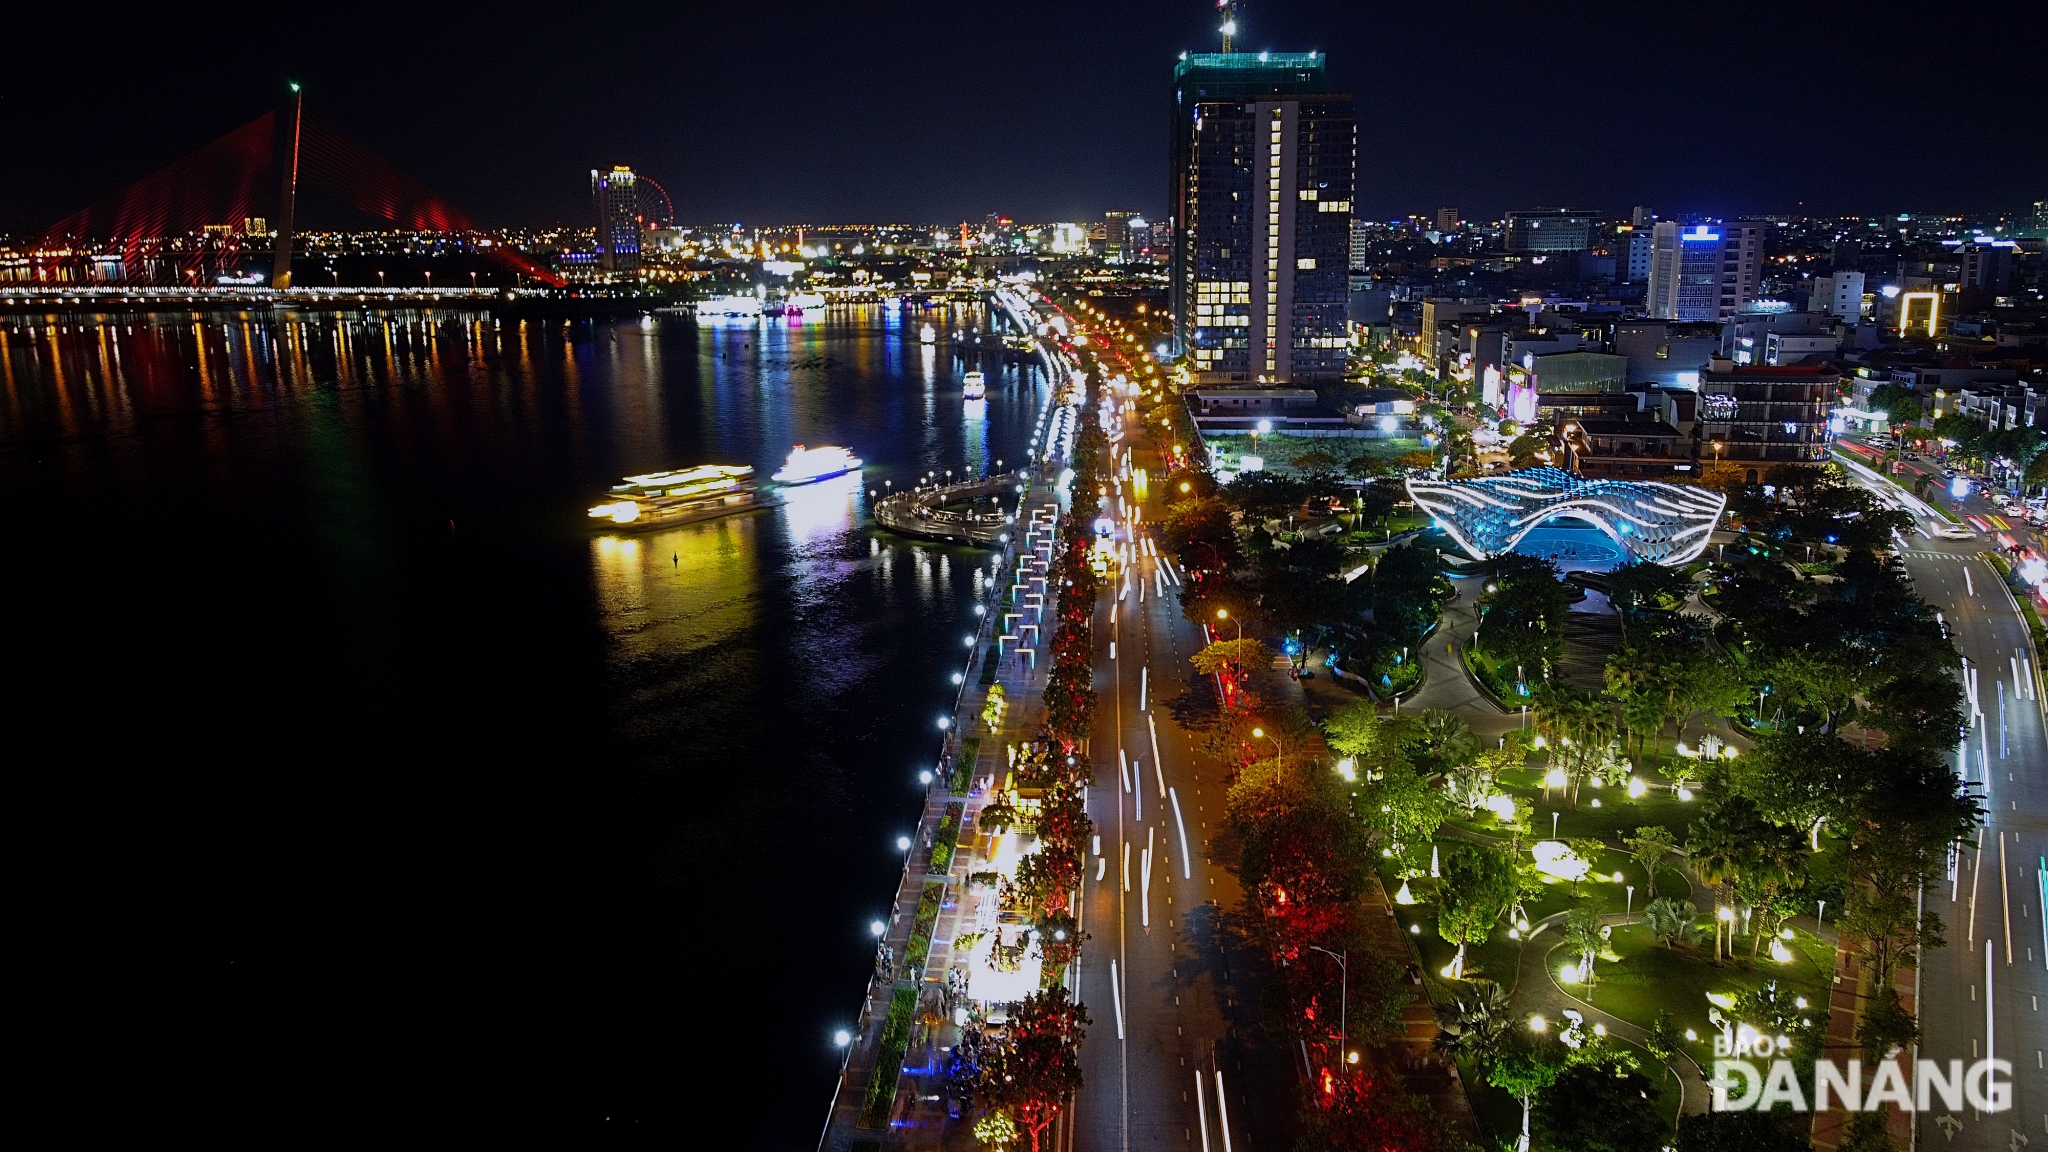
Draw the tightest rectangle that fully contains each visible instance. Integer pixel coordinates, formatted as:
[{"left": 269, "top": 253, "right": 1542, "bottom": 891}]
[
  {"left": 0, "top": 303, "right": 1044, "bottom": 1144},
  {"left": 778, "top": 471, "right": 864, "bottom": 544}
]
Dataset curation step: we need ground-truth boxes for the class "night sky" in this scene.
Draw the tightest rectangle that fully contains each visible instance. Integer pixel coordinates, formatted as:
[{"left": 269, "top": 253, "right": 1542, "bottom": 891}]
[{"left": 8, "top": 1, "right": 2044, "bottom": 233}]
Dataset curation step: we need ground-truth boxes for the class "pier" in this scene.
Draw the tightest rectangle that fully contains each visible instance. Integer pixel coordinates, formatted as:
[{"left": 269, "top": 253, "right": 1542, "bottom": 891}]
[{"left": 872, "top": 474, "right": 1027, "bottom": 547}]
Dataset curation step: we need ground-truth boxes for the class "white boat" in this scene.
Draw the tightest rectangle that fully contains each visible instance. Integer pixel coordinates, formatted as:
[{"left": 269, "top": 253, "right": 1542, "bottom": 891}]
[
  {"left": 772, "top": 444, "right": 863, "bottom": 485},
  {"left": 587, "top": 464, "right": 767, "bottom": 530},
  {"left": 699, "top": 294, "right": 762, "bottom": 316},
  {"left": 785, "top": 292, "right": 827, "bottom": 311},
  {"left": 919, "top": 323, "right": 936, "bottom": 345},
  {"left": 961, "top": 370, "right": 987, "bottom": 399}
]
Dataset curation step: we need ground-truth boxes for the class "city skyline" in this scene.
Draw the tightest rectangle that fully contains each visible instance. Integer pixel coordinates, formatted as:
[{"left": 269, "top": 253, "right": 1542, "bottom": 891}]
[{"left": 7, "top": 0, "right": 2046, "bottom": 234}]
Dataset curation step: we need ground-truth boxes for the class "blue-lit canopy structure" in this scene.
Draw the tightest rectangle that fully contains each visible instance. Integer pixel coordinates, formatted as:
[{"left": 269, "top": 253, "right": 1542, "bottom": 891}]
[{"left": 1406, "top": 467, "right": 1726, "bottom": 566}]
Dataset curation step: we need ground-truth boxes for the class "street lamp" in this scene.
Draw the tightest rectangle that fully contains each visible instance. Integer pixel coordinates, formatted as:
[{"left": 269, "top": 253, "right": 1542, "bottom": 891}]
[
  {"left": 1251, "top": 726, "right": 1283, "bottom": 765},
  {"left": 1306, "top": 945, "right": 1349, "bottom": 1063},
  {"left": 1216, "top": 608, "right": 1242, "bottom": 640}
]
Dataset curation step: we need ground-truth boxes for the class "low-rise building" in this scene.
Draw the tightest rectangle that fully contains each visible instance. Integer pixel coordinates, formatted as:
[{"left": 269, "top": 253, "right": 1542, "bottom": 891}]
[
  {"left": 1694, "top": 357, "right": 1836, "bottom": 481},
  {"left": 1807, "top": 271, "right": 1865, "bottom": 320},
  {"left": 1185, "top": 387, "right": 1349, "bottom": 432}
]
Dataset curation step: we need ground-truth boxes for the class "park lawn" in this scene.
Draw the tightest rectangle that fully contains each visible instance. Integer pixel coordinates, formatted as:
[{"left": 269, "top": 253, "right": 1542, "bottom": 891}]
[
  {"left": 1203, "top": 432, "right": 1429, "bottom": 474},
  {"left": 1557, "top": 924, "right": 1834, "bottom": 1077},
  {"left": 1492, "top": 761, "right": 1712, "bottom": 844},
  {"left": 1520, "top": 855, "right": 1693, "bottom": 925}
]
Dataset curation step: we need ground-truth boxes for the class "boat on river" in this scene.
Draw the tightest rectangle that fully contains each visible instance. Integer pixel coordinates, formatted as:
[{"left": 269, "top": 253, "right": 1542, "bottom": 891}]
[
  {"left": 698, "top": 295, "right": 762, "bottom": 317},
  {"left": 961, "top": 370, "right": 987, "bottom": 399},
  {"left": 587, "top": 464, "right": 770, "bottom": 530},
  {"left": 772, "top": 445, "right": 863, "bottom": 485}
]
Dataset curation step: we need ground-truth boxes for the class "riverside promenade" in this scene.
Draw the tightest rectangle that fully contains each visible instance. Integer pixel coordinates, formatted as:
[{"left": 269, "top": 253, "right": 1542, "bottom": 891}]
[{"left": 818, "top": 486, "right": 1066, "bottom": 1152}]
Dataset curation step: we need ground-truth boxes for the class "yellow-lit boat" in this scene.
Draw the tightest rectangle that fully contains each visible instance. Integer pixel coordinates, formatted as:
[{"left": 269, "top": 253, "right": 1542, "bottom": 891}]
[{"left": 587, "top": 464, "right": 773, "bottom": 531}]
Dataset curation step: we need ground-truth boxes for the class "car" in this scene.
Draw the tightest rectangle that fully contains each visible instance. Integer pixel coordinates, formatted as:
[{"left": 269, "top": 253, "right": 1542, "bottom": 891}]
[{"left": 1936, "top": 523, "right": 1976, "bottom": 540}]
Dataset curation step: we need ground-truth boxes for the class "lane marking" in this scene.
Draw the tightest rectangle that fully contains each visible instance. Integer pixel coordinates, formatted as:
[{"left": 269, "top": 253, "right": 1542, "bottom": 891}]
[
  {"left": 1170, "top": 787, "right": 1192, "bottom": 879},
  {"left": 1214, "top": 1071, "right": 1234, "bottom": 1152},
  {"left": 1111, "top": 959, "right": 1126, "bottom": 1039}
]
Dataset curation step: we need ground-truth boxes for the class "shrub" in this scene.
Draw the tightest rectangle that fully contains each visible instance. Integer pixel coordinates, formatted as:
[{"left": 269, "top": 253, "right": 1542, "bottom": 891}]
[
  {"left": 860, "top": 986, "right": 920, "bottom": 1128},
  {"left": 929, "top": 804, "right": 965, "bottom": 875}
]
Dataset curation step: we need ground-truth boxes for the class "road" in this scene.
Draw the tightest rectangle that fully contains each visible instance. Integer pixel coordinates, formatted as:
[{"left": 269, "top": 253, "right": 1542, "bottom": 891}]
[
  {"left": 1840, "top": 468, "right": 2047, "bottom": 1152},
  {"left": 1059, "top": 379, "right": 1297, "bottom": 1152}
]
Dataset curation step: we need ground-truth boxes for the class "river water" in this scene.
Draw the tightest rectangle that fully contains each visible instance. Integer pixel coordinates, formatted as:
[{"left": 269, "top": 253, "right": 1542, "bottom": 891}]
[{"left": 2, "top": 303, "right": 1040, "bottom": 1142}]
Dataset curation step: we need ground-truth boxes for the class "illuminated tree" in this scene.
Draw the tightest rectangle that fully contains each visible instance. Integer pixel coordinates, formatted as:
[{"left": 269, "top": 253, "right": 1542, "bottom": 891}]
[
  {"left": 1488, "top": 1032, "right": 1566, "bottom": 1152},
  {"left": 1190, "top": 638, "right": 1273, "bottom": 682},
  {"left": 1622, "top": 826, "right": 1675, "bottom": 897},
  {"left": 978, "top": 986, "right": 1088, "bottom": 1152},
  {"left": 1436, "top": 843, "right": 1516, "bottom": 979}
]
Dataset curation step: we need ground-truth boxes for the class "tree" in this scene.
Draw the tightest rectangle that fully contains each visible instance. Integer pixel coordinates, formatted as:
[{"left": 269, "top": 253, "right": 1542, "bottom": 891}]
[
  {"left": 1676, "top": 1110, "right": 1810, "bottom": 1152},
  {"left": 1766, "top": 648, "right": 1866, "bottom": 732},
  {"left": 1604, "top": 560, "right": 1694, "bottom": 618},
  {"left": 1729, "top": 729, "right": 1856, "bottom": 834},
  {"left": 1533, "top": 1058, "right": 1667, "bottom": 1152},
  {"left": 1324, "top": 699, "right": 1405, "bottom": 766},
  {"left": 1359, "top": 760, "right": 1450, "bottom": 849},
  {"left": 1190, "top": 638, "right": 1273, "bottom": 682},
  {"left": 1489, "top": 1032, "right": 1568, "bottom": 1152},
  {"left": 1370, "top": 543, "right": 1451, "bottom": 647},
  {"left": 1507, "top": 421, "right": 1556, "bottom": 470},
  {"left": 1866, "top": 671, "right": 1967, "bottom": 755},
  {"left": 1623, "top": 826, "right": 1676, "bottom": 896},
  {"left": 1688, "top": 796, "right": 1776, "bottom": 963},
  {"left": 977, "top": 985, "right": 1089, "bottom": 1152},
  {"left": 1642, "top": 898, "right": 1705, "bottom": 950},
  {"left": 1408, "top": 708, "right": 1480, "bottom": 776},
  {"left": 1161, "top": 495, "right": 1241, "bottom": 574},
  {"left": 1345, "top": 453, "right": 1395, "bottom": 481},
  {"left": 1643, "top": 1011, "right": 1681, "bottom": 1061},
  {"left": 1564, "top": 903, "right": 1608, "bottom": 988},
  {"left": 1218, "top": 469, "right": 1309, "bottom": 520},
  {"left": 1227, "top": 766, "right": 1373, "bottom": 910},
  {"left": 1478, "top": 554, "right": 1570, "bottom": 674},
  {"left": 1865, "top": 384, "right": 1924, "bottom": 431},
  {"left": 1432, "top": 978, "right": 1512, "bottom": 1064},
  {"left": 1437, "top": 843, "right": 1518, "bottom": 978}
]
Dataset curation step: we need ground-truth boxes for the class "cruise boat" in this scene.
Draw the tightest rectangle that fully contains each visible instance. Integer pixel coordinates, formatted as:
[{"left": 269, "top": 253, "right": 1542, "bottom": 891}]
[
  {"left": 772, "top": 444, "right": 863, "bottom": 485},
  {"left": 961, "top": 370, "right": 987, "bottom": 399},
  {"left": 698, "top": 294, "right": 762, "bottom": 317},
  {"left": 587, "top": 464, "right": 768, "bottom": 530},
  {"left": 919, "top": 323, "right": 936, "bottom": 345}
]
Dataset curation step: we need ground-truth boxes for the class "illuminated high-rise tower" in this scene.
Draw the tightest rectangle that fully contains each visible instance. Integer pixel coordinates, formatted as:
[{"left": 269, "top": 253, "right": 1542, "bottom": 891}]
[
  {"left": 1169, "top": 46, "right": 1354, "bottom": 384},
  {"left": 591, "top": 166, "right": 642, "bottom": 275}
]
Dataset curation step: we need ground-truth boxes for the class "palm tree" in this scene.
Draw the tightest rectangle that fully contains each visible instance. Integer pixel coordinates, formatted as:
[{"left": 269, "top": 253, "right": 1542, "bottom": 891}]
[
  {"left": 1568, "top": 703, "right": 1618, "bottom": 807},
  {"left": 1688, "top": 805, "right": 1753, "bottom": 964},
  {"left": 1432, "top": 978, "right": 1512, "bottom": 1065},
  {"left": 1641, "top": 897, "right": 1703, "bottom": 950},
  {"left": 1415, "top": 708, "right": 1480, "bottom": 775}
]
